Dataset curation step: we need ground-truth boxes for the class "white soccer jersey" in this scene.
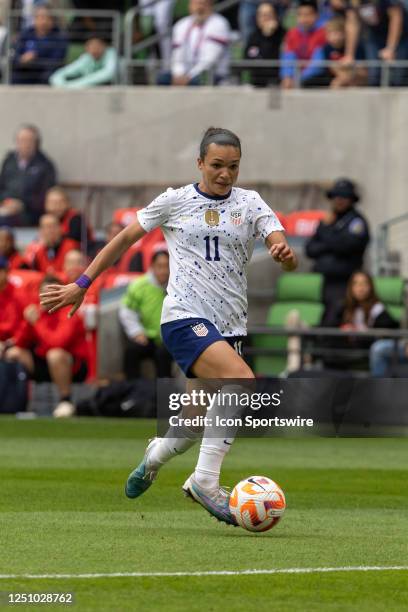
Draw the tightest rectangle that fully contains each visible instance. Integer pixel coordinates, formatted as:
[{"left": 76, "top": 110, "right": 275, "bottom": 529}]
[
  {"left": 137, "top": 184, "right": 284, "bottom": 336},
  {"left": 171, "top": 13, "right": 230, "bottom": 80}
]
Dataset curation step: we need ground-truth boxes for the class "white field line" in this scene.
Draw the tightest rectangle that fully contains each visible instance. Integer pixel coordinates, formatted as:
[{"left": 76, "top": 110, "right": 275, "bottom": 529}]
[{"left": 0, "top": 566, "right": 407, "bottom": 580}]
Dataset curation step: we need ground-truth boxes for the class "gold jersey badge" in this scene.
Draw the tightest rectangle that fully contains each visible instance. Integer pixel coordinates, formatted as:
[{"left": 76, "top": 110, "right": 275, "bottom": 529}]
[{"left": 205, "top": 210, "right": 220, "bottom": 226}]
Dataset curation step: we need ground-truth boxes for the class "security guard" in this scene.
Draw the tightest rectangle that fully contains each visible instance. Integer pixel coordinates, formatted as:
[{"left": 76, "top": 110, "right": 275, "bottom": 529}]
[{"left": 305, "top": 178, "right": 370, "bottom": 324}]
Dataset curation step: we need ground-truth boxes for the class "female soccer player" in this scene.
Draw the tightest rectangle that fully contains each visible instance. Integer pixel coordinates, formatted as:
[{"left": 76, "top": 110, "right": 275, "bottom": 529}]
[{"left": 40, "top": 127, "right": 297, "bottom": 525}]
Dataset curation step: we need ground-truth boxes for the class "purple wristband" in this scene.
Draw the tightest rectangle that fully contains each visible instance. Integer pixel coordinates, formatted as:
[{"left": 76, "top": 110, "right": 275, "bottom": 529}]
[{"left": 75, "top": 274, "right": 92, "bottom": 289}]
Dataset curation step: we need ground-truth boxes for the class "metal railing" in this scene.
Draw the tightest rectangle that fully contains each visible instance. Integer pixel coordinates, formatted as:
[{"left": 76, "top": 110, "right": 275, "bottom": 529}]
[
  {"left": 3, "top": 9, "right": 122, "bottom": 85},
  {"left": 246, "top": 326, "right": 408, "bottom": 375},
  {"left": 375, "top": 212, "right": 408, "bottom": 277}
]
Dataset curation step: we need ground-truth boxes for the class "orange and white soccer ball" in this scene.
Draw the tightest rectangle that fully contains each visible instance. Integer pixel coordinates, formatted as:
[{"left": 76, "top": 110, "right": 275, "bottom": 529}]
[{"left": 229, "top": 476, "right": 286, "bottom": 532}]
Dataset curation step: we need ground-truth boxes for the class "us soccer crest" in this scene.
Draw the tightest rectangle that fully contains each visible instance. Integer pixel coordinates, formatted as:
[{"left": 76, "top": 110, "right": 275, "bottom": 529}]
[
  {"left": 230, "top": 210, "right": 242, "bottom": 226},
  {"left": 205, "top": 210, "right": 220, "bottom": 226},
  {"left": 191, "top": 323, "right": 209, "bottom": 337}
]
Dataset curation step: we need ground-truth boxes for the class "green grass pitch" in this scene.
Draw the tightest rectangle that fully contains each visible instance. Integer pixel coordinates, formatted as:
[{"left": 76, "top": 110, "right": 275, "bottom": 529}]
[{"left": 1, "top": 417, "right": 407, "bottom": 611}]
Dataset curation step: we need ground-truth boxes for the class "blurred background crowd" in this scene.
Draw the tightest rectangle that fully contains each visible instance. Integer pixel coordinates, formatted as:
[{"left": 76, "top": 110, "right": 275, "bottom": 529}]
[
  {"left": 1, "top": 0, "right": 408, "bottom": 87},
  {"left": 0, "top": 122, "right": 407, "bottom": 417}
]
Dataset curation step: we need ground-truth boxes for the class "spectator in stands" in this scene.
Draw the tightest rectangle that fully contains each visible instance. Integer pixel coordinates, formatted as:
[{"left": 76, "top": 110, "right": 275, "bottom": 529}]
[
  {"left": 0, "top": 255, "right": 24, "bottom": 357},
  {"left": 49, "top": 33, "right": 117, "bottom": 88},
  {"left": 0, "top": 227, "right": 26, "bottom": 269},
  {"left": 354, "top": 0, "right": 408, "bottom": 86},
  {"left": 305, "top": 178, "right": 370, "bottom": 325},
  {"left": 12, "top": 4, "right": 68, "bottom": 84},
  {"left": 6, "top": 275, "right": 88, "bottom": 418},
  {"left": 139, "top": 0, "right": 176, "bottom": 70},
  {"left": 302, "top": 17, "right": 367, "bottom": 87},
  {"left": 280, "top": 0, "right": 326, "bottom": 88},
  {"left": 45, "top": 186, "right": 94, "bottom": 250},
  {"left": 370, "top": 338, "right": 408, "bottom": 376},
  {"left": 29, "top": 214, "right": 79, "bottom": 274},
  {"left": 119, "top": 249, "right": 173, "bottom": 378},
  {"left": 318, "top": 0, "right": 360, "bottom": 64},
  {"left": 0, "top": 124, "right": 56, "bottom": 226},
  {"left": 157, "top": 0, "right": 231, "bottom": 86},
  {"left": 322, "top": 271, "right": 399, "bottom": 370},
  {"left": 244, "top": 2, "right": 285, "bottom": 87}
]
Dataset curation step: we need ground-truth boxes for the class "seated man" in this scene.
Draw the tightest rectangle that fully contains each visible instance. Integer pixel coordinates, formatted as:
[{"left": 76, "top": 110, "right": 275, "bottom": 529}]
[
  {"left": 49, "top": 33, "right": 118, "bottom": 88},
  {"left": 0, "top": 227, "right": 26, "bottom": 269},
  {"left": 119, "top": 249, "right": 173, "bottom": 378},
  {"left": 0, "top": 256, "right": 24, "bottom": 358},
  {"left": 28, "top": 214, "right": 79, "bottom": 275},
  {"left": 12, "top": 4, "right": 67, "bottom": 85},
  {"left": 0, "top": 124, "right": 57, "bottom": 226},
  {"left": 280, "top": 0, "right": 326, "bottom": 88},
  {"left": 158, "top": 0, "right": 231, "bottom": 86},
  {"left": 5, "top": 276, "right": 89, "bottom": 418},
  {"left": 45, "top": 186, "right": 94, "bottom": 250}
]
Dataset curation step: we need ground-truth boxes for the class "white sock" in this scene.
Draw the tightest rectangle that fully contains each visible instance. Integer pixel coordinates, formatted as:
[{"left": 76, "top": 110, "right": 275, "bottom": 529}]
[
  {"left": 194, "top": 384, "right": 244, "bottom": 491},
  {"left": 148, "top": 419, "right": 200, "bottom": 469}
]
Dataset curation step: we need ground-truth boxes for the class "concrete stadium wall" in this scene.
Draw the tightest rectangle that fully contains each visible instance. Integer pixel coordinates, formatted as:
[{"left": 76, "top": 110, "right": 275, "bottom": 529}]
[{"left": 0, "top": 86, "right": 406, "bottom": 230}]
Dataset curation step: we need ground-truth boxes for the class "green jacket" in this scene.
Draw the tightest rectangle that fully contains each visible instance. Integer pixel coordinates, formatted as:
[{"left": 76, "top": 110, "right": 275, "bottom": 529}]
[
  {"left": 49, "top": 47, "right": 117, "bottom": 88},
  {"left": 120, "top": 273, "right": 166, "bottom": 342}
]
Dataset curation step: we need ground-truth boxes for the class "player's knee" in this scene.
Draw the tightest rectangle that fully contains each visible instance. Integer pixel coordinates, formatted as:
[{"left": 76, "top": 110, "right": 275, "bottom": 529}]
[{"left": 5, "top": 346, "right": 22, "bottom": 361}]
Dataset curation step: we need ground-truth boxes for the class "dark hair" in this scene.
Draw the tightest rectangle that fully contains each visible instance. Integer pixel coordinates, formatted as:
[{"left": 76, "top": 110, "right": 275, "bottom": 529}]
[
  {"left": 298, "top": 0, "right": 318, "bottom": 11},
  {"left": 199, "top": 127, "right": 241, "bottom": 160},
  {"left": 343, "top": 271, "right": 379, "bottom": 325},
  {"left": 151, "top": 250, "right": 169, "bottom": 264}
]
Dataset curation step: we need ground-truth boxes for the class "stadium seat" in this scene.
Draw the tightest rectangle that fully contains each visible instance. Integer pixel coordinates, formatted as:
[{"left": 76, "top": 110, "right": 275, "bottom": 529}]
[
  {"left": 284, "top": 210, "right": 326, "bottom": 237},
  {"left": 373, "top": 276, "right": 406, "bottom": 323},
  {"left": 113, "top": 207, "right": 141, "bottom": 226},
  {"left": 251, "top": 273, "right": 324, "bottom": 376}
]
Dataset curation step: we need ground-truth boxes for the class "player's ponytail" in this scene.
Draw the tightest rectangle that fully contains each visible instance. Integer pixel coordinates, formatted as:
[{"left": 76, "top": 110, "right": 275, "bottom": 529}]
[{"left": 199, "top": 127, "right": 241, "bottom": 160}]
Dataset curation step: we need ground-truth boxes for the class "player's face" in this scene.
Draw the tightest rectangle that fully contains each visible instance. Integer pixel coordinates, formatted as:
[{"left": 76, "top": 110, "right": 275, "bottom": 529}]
[
  {"left": 351, "top": 273, "right": 371, "bottom": 303},
  {"left": 197, "top": 144, "right": 241, "bottom": 197}
]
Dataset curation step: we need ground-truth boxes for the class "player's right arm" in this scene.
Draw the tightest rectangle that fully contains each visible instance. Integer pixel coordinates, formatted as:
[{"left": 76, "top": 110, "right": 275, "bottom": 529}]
[{"left": 40, "top": 219, "right": 146, "bottom": 316}]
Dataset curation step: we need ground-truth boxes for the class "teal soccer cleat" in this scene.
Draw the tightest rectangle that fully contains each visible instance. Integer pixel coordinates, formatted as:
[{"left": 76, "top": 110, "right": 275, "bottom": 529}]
[
  {"left": 182, "top": 474, "right": 238, "bottom": 526},
  {"left": 125, "top": 438, "right": 161, "bottom": 499}
]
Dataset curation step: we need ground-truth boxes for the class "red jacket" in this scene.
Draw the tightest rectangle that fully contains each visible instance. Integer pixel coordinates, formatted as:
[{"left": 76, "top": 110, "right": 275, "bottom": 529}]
[
  {"left": 283, "top": 26, "right": 326, "bottom": 61},
  {"left": 0, "top": 282, "right": 24, "bottom": 341},
  {"left": 14, "top": 307, "right": 88, "bottom": 361},
  {"left": 61, "top": 208, "right": 94, "bottom": 246},
  {"left": 7, "top": 250, "right": 26, "bottom": 270},
  {"left": 31, "top": 238, "right": 79, "bottom": 275}
]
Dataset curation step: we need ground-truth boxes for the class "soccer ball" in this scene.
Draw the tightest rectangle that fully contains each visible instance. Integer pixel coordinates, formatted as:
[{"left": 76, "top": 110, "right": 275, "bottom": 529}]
[{"left": 229, "top": 476, "right": 286, "bottom": 532}]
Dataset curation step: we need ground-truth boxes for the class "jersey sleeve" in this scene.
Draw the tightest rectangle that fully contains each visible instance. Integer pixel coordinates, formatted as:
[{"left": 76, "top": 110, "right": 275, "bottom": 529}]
[
  {"left": 137, "top": 189, "right": 174, "bottom": 232},
  {"left": 253, "top": 194, "right": 284, "bottom": 240}
]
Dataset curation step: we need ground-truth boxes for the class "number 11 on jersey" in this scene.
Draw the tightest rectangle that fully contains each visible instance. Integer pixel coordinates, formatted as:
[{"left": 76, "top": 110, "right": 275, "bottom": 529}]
[{"left": 204, "top": 236, "right": 221, "bottom": 261}]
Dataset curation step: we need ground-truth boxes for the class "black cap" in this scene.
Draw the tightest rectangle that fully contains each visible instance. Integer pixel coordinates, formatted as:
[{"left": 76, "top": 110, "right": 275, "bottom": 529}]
[{"left": 326, "top": 178, "right": 360, "bottom": 203}]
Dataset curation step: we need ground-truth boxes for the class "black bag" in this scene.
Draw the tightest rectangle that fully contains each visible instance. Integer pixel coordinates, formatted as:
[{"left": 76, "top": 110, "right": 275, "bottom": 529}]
[
  {"left": 76, "top": 380, "right": 156, "bottom": 418},
  {"left": 0, "top": 360, "right": 29, "bottom": 414}
]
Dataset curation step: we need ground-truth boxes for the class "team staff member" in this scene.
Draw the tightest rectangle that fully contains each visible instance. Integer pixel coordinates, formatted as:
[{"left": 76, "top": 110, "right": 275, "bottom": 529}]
[
  {"left": 119, "top": 249, "right": 172, "bottom": 378},
  {"left": 29, "top": 214, "right": 79, "bottom": 275},
  {"left": 5, "top": 276, "right": 88, "bottom": 418},
  {"left": 0, "top": 227, "right": 26, "bottom": 269},
  {"left": 45, "top": 187, "right": 94, "bottom": 250},
  {"left": 0, "top": 256, "right": 24, "bottom": 356},
  {"left": 305, "top": 178, "right": 370, "bottom": 325}
]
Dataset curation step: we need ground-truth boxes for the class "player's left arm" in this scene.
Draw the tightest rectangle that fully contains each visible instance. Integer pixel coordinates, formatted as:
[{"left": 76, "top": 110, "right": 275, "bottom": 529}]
[{"left": 266, "top": 231, "right": 298, "bottom": 272}]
